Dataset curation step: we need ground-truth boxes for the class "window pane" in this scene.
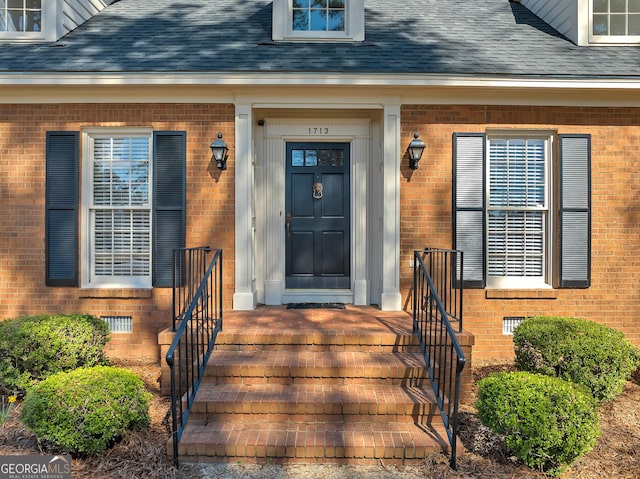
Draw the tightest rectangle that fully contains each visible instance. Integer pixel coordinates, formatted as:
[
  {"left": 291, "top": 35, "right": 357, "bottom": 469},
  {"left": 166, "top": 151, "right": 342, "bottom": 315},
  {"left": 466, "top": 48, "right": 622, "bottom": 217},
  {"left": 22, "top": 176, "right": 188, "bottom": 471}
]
[
  {"left": 311, "top": 0, "right": 327, "bottom": 7},
  {"left": 93, "top": 137, "right": 150, "bottom": 207},
  {"left": 593, "top": 14, "right": 609, "bottom": 34},
  {"left": 610, "top": 13, "right": 627, "bottom": 33},
  {"left": 293, "top": 0, "right": 310, "bottom": 7},
  {"left": 629, "top": 13, "right": 640, "bottom": 33},
  {"left": 329, "top": 0, "right": 345, "bottom": 7},
  {"left": 310, "top": 9, "right": 327, "bottom": 30},
  {"left": 610, "top": 0, "right": 626, "bottom": 12},
  {"left": 305, "top": 150, "right": 318, "bottom": 166},
  {"left": 292, "top": 9, "right": 308, "bottom": 30},
  {"left": 328, "top": 10, "right": 345, "bottom": 31},
  {"left": 631, "top": 0, "right": 640, "bottom": 12},
  {"left": 94, "top": 210, "right": 151, "bottom": 277},
  {"left": 593, "top": 0, "right": 609, "bottom": 12},
  {"left": 292, "top": 149, "right": 305, "bottom": 166},
  {"left": 7, "top": 0, "right": 22, "bottom": 8}
]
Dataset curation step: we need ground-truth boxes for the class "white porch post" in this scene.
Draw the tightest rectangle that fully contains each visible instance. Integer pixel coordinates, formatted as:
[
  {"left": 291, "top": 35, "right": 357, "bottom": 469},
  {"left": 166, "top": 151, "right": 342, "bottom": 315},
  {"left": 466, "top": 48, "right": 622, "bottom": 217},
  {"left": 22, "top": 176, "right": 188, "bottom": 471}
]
[
  {"left": 233, "top": 104, "right": 258, "bottom": 310},
  {"left": 380, "top": 105, "right": 402, "bottom": 311}
]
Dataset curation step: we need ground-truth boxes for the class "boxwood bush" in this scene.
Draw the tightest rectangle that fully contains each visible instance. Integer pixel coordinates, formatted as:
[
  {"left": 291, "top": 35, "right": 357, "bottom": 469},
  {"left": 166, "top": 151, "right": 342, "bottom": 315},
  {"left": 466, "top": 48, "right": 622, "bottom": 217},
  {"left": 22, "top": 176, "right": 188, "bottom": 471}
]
[
  {"left": 513, "top": 316, "right": 640, "bottom": 402},
  {"left": 20, "top": 366, "right": 151, "bottom": 455},
  {"left": 0, "top": 314, "right": 109, "bottom": 395},
  {"left": 476, "top": 371, "right": 600, "bottom": 477}
]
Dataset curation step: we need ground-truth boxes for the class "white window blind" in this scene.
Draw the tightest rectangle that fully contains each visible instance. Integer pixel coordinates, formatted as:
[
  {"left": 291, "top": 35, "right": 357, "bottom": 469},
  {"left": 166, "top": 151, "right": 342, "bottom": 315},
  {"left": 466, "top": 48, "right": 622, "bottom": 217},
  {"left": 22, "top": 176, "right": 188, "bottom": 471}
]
[
  {"left": 90, "top": 136, "right": 151, "bottom": 284},
  {"left": 488, "top": 139, "right": 547, "bottom": 281}
]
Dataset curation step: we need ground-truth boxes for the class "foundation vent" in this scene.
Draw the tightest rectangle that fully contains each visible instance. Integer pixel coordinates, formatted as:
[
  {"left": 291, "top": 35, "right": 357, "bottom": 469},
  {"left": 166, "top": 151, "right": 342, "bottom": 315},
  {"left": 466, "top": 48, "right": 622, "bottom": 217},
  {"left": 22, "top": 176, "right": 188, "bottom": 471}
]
[
  {"left": 503, "top": 316, "right": 525, "bottom": 335},
  {"left": 102, "top": 315, "right": 133, "bottom": 333}
]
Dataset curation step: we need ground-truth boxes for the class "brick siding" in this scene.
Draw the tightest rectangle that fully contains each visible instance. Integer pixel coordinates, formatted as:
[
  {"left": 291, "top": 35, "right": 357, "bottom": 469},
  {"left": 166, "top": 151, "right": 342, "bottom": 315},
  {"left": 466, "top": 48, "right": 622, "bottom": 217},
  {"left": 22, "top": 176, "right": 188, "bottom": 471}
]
[
  {"left": 401, "top": 104, "right": 640, "bottom": 362},
  {"left": 0, "top": 103, "right": 235, "bottom": 360}
]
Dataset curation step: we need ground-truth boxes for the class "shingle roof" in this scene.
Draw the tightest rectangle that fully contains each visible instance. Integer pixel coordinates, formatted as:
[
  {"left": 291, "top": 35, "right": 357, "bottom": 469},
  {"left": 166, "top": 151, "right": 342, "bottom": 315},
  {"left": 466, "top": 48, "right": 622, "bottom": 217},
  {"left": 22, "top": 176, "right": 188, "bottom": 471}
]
[{"left": 1, "top": 0, "right": 638, "bottom": 78}]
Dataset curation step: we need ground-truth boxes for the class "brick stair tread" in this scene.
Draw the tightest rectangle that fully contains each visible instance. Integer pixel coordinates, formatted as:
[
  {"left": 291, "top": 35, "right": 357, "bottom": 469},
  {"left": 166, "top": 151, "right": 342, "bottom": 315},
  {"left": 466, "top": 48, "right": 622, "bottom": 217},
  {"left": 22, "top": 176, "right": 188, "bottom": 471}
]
[
  {"left": 178, "top": 419, "right": 451, "bottom": 461},
  {"left": 217, "top": 328, "right": 419, "bottom": 347},
  {"left": 190, "top": 383, "right": 439, "bottom": 417},
  {"left": 204, "top": 350, "right": 427, "bottom": 378}
]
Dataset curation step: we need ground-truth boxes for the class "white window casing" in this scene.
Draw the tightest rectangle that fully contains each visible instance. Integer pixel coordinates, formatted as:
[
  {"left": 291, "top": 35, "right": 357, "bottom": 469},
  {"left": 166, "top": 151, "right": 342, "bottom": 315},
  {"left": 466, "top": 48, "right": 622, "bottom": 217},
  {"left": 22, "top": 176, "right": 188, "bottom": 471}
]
[
  {"left": 272, "top": 0, "right": 365, "bottom": 42},
  {"left": 82, "top": 128, "right": 154, "bottom": 289}
]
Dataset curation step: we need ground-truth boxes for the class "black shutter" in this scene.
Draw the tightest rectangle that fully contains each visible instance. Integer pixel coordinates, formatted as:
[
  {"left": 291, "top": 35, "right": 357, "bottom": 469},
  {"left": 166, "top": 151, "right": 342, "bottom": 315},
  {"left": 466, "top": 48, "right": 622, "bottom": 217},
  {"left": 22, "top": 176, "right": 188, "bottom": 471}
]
[
  {"left": 558, "top": 134, "right": 591, "bottom": 288},
  {"left": 153, "top": 131, "right": 186, "bottom": 288},
  {"left": 46, "top": 132, "right": 79, "bottom": 286},
  {"left": 453, "top": 133, "right": 486, "bottom": 288}
]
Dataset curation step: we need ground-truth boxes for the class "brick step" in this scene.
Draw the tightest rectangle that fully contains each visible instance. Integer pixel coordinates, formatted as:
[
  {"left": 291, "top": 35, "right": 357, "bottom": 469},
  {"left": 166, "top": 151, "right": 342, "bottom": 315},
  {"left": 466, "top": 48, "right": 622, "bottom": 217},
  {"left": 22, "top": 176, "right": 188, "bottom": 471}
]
[
  {"left": 189, "top": 383, "right": 440, "bottom": 423},
  {"left": 177, "top": 419, "right": 451, "bottom": 465},
  {"left": 215, "top": 329, "right": 421, "bottom": 353},
  {"left": 203, "top": 351, "right": 429, "bottom": 386}
]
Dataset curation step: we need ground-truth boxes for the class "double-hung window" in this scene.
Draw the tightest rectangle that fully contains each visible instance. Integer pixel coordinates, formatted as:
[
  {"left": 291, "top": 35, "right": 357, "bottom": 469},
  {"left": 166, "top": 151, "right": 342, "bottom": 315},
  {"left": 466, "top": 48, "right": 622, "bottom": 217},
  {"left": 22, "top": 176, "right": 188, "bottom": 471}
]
[
  {"left": 84, "top": 130, "right": 153, "bottom": 288},
  {"left": 272, "top": 0, "right": 364, "bottom": 42},
  {"left": 591, "top": 0, "right": 640, "bottom": 43},
  {"left": 487, "top": 136, "right": 549, "bottom": 288},
  {"left": 453, "top": 132, "right": 591, "bottom": 290}
]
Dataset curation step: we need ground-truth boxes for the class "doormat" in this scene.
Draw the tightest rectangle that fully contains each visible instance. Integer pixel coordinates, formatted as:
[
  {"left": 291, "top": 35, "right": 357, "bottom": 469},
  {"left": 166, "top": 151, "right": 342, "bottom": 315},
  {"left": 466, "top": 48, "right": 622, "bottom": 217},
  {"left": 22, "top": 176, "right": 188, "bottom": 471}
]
[{"left": 287, "top": 303, "right": 346, "bottom": 310}]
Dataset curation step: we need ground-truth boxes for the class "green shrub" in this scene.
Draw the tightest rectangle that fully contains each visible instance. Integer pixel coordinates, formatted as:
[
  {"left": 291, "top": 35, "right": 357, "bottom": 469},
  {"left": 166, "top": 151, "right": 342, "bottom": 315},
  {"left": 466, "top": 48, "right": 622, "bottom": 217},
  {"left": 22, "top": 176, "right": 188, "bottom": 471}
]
[
  {"left": 513, "top": 316, "right": 640, "bottom": 402},
  {"left": 20, "top": 366, "right": 151, "bottom": 455},
  {"left": 476, "top": 371, "right": 599, "bottom": 477},
  {"left": 0, "top": 314, "right": 110, "bottom": 394}
]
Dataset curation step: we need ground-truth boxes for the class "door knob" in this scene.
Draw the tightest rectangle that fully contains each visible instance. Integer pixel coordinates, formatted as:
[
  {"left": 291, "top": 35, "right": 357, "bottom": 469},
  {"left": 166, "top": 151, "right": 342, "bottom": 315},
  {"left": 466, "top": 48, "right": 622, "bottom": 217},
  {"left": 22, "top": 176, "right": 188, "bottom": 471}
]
[{"left": 285, "top": 213, "right": 292, "bottom": 238}]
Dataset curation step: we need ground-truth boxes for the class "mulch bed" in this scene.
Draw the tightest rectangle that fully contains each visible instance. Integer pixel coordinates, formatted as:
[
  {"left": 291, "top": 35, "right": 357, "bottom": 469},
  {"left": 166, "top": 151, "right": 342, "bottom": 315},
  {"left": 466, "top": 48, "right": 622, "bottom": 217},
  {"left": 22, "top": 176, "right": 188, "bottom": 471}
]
[{"left": 2, "top": 360, "right": 639, "bottom": 478}]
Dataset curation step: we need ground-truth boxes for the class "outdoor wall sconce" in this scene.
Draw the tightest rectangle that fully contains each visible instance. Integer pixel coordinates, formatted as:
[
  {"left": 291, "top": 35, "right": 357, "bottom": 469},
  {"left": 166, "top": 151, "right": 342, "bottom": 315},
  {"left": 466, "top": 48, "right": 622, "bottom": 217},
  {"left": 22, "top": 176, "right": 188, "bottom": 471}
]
[
  {"left": 210, "top": 132, "right": 229, "bottom": 170},
  {"left": 408, "top": 132, "right": 426, "bottom": 170}
]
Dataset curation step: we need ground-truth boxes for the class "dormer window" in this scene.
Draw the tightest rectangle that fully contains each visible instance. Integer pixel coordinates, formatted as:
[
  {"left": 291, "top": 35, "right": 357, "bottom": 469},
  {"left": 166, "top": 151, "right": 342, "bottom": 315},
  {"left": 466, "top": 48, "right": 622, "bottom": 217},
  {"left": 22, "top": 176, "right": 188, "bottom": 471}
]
[
  {"left": 1, "top": 0, "right": 41, "bottom": 32},
  {"left": 590, "top": 0, "right": 640, "bottom": 43},
  {"left": 273, "top": 0, "right": 364, "bottom": 42}
]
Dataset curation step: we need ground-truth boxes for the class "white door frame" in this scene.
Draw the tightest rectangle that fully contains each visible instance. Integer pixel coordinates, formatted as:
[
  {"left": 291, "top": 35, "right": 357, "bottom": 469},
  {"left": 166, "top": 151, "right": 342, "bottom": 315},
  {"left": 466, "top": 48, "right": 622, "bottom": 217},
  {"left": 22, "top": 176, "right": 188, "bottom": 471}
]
[
  {"left": 233, "top": 104, "right": 402, "bottom": 311},
  {"left": 262, "top": 118, "right": 371, "bottom": 306}
]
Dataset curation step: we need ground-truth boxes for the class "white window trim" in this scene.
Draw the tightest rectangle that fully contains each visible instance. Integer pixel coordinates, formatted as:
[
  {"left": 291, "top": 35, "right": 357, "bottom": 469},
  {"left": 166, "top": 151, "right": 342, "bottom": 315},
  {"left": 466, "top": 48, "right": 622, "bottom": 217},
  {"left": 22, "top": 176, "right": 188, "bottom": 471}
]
[
  {"left": 485, "top": 132, "right": 555, "bottom": 290},
  {"left": 589, "top": 0, "right": 640, "bottom": 44},
  {"left": 81, "top": 127, "right": 154, "bottom": 289},
  {"left": 0, "top": 0, "right": 57, "bottom": 42},
  {"left": 272, "top": 0, "right": 365, "bottom": 42}
]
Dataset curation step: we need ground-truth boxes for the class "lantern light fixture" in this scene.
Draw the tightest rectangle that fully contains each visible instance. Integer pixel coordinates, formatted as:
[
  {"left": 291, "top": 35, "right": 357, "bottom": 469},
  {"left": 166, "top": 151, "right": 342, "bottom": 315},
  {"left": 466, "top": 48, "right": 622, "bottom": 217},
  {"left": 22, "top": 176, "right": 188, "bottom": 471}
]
[
  {"left": 210, "top": 132, "right": 229, "bottom": 170},
  {"left": 408, "top": 132, "right": 426, "bottom": 170}
]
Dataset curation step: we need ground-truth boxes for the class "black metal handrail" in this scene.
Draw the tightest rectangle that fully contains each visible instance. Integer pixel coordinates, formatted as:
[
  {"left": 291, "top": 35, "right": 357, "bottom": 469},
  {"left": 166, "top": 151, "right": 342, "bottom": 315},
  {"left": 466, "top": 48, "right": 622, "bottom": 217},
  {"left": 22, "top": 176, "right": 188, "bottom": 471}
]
[
  {"left": 413, "top": 248, "right": 466, "bottom": 469},
  {"left": 166, "top": 247, "right": 223, "bottom": 467}
]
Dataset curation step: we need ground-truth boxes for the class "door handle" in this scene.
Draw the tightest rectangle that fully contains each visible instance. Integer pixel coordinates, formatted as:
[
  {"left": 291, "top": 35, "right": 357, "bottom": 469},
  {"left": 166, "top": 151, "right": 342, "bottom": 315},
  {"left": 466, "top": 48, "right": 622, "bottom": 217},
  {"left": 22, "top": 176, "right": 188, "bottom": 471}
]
[{"left": 285, "top": 213, "right": 292, "bottom": 238}]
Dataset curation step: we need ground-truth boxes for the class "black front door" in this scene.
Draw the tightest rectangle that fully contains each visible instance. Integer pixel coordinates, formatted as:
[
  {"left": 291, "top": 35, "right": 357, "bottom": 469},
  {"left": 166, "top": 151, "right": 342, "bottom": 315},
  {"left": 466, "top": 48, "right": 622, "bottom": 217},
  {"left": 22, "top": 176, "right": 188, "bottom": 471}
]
[{"left": 285, "top": 142, "right": 350, "bottom": 289}]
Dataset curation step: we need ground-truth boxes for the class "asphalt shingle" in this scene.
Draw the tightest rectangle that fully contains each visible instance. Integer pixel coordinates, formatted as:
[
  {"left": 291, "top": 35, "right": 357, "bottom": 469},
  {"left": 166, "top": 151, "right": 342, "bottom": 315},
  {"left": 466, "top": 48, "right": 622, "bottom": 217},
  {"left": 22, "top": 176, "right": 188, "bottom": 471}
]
[{"left": 0, "top": 0, "right": 638, "bottom": 78}]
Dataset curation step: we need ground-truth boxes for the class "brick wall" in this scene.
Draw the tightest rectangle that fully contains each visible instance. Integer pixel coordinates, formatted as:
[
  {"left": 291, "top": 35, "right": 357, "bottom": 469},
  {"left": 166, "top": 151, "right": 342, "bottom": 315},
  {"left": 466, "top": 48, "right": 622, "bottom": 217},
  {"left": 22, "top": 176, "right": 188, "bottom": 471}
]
[
  {"left": 0, "top": 103, "right": 235, "bottom": 360},
  {"left": 400, "top": 105, "right": 640, "bottom": 362}
]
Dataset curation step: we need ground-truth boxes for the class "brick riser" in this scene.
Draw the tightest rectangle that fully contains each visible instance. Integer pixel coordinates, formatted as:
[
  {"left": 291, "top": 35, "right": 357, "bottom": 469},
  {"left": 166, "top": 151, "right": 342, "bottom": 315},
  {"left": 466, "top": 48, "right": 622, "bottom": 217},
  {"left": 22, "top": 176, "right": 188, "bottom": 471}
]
[{"left": 175, "top": 311, "right": 453, "bottom": 466}]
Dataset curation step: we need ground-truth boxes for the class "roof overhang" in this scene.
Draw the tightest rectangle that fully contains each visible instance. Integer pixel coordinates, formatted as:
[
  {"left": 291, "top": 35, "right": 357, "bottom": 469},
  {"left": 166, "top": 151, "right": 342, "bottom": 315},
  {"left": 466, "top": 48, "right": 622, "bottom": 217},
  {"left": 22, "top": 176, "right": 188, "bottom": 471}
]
[{"left": 0, "top": 72, "right": 638, "bottom": 107}]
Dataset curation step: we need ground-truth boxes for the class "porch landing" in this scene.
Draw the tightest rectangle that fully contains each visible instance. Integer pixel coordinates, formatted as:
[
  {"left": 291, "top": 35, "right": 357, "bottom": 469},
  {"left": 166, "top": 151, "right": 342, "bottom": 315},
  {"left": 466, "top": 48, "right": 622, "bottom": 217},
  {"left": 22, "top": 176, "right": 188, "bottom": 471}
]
[{"left": 171, "top": 305, "right": 464, "bottom": 466}]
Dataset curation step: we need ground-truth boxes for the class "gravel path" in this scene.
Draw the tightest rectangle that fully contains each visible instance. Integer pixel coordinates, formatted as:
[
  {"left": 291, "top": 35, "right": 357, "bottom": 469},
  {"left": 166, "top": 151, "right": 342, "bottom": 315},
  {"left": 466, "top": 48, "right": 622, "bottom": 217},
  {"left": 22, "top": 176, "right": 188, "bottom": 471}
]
[{"left": 181, "top": 463, "right": 428, "bottom": 479}]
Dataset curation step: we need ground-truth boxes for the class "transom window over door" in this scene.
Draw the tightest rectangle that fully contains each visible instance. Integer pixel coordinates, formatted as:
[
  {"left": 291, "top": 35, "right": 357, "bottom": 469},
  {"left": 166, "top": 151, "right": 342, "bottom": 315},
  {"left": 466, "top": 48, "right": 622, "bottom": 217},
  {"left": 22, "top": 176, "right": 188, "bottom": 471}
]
[
  {"left": 0, "top": 0, "right": 41, "bottom": 32},
  {"left": 591, "top": 0, "right": 640, "bottom": 43},
  {"left": 85, "top": 131, "right": 153, "bottom": 288},
  {"left": 487, "top": 138, "right": 548, "bottom": 288}
]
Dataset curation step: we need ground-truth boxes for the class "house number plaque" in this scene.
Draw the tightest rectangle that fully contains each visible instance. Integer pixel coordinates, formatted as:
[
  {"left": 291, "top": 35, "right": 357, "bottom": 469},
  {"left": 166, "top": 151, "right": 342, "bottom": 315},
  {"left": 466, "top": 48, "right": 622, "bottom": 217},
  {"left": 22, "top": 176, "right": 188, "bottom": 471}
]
[{"left": 308, "top": 127, "right": 330, "bottom": 135}]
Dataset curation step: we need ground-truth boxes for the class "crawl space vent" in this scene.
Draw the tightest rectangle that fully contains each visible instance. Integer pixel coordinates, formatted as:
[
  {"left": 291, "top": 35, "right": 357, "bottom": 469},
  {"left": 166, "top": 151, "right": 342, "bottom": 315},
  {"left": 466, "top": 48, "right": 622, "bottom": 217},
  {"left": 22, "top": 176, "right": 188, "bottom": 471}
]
[
  {"left": 102, "top": 315, "right": 133, "bottom": 333},
  {"left": 502, "top": 316, "right": 525, "bottom": 335}
]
